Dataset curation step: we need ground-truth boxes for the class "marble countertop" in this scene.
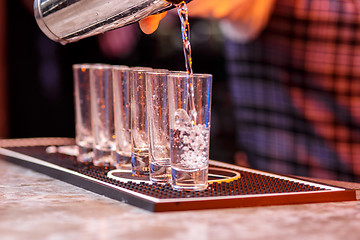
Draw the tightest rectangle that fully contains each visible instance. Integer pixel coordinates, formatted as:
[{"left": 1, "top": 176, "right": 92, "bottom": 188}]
[{"left": 1, "top": 159, "right": 360, "bottom": 240}]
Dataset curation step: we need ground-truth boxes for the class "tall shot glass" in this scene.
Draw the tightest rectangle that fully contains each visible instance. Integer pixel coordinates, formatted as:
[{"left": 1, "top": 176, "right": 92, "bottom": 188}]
[
  {"left": 73, "top": 64, "right": 94, "bottom": 163},
  {"left": 168, "top": 73, "right": 213, "bottom": 191},
  {"left": 146, "top": 71, "right": 171, "bottom": 183},
  {"left": 130, "top": 67, "right": 153, "bottom": 176},
  {"left": 112, "top": 65, "right": 131, "bottom": 169},
  {"left": 90, "top": 64, "right": 116, "bottom": 167}
]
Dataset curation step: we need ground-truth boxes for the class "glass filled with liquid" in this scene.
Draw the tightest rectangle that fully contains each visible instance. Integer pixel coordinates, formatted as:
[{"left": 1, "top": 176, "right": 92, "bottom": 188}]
[{"left": 168, "top": 73, "right": 213, "bottom": 191}]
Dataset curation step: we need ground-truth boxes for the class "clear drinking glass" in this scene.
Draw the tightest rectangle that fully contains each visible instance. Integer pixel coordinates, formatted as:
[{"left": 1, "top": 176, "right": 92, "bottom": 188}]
[
  {"left": 90, "top": 64, "right": 116, "bottom": 167},
  {"left": 168, "top": 73, "right": 213, "bottom": 191},
  {"left": 73, "top": 63, "right": 94, "bottom": 163},
  {"left": 112, "top": 65, "right": 131, "bottom": 169},
  {"left": 130, "top": 67, "right": 153, "bottom": 176},
  {"left": 146, "top": 71, "right": 171, "bottom": 183}
]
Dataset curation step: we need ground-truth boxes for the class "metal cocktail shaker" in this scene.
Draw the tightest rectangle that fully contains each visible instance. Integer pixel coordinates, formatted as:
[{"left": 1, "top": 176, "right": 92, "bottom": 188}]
[{"left": 34, "top": 0, "right": 189, "bottom": 45}]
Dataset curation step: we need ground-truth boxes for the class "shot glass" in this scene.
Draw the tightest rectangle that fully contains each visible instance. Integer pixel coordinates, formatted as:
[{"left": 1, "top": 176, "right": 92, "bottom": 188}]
[
  {"left": 130, "top": 67, "right": 153, "bottom": 176},
  {"left": 112, "top": 65, "right": 131, "bottom": 169},
  {"left": 168, "top": 73, "right": 213, "bottom": 191},
  {"left": 90, "top": 64, "right": 116, "bottom": 167},
  {"left": 146, "top": 71, "right": 171, "bottom": 183},
  {"left": 73, "top": 64, "right": 94, "bottom": 163}
]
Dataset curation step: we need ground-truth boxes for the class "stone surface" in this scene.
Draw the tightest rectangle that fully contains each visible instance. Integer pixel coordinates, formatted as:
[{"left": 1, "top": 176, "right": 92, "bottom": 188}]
[{"left": 1, "top": 159, "right": 360, "bottom": 240}]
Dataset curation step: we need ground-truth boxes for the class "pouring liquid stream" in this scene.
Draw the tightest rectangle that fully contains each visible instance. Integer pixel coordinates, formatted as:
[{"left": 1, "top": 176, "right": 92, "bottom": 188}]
[
  {"left": 170, "top": 1, "right": 210, "bottom": 187},
  {"left": 176, "top": 1, "right": 197, "bottom": 127}
]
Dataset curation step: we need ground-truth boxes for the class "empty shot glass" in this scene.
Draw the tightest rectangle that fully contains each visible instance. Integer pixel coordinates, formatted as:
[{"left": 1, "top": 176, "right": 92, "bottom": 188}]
[
  {"left": 73, "top": 63, "right": 94, "bottom": 163},
  {"left": 146, "top": 71, "right": 171, "bottom": 183},
  {"left": 112, "top": 65, "right": 131, "bottom": 169},
  {"left": 168, "top": 73, "right": 213, "bottom": 191},
  {"left": 130, "top": 67, "right": 153, "bottom": 177},
  {"left": 90, "top": 64, "right": 116, "bottom": 167}
]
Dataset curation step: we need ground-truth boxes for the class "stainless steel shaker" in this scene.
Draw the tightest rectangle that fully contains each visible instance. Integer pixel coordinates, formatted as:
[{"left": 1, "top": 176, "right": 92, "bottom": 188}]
[{"left": 34, "top": 0, "right": 189, "bottom": 45}]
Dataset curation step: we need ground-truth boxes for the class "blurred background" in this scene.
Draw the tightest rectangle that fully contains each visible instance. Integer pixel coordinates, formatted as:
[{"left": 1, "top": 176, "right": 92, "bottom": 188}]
[{"left": 1, "top": 0, "right": 237, "bottom": 163}]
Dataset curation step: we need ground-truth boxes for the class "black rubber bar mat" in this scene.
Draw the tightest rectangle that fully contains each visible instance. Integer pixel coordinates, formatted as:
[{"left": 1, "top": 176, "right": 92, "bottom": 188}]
[{"left": 0, "top": 138, "right": 357, "bottom": 212}]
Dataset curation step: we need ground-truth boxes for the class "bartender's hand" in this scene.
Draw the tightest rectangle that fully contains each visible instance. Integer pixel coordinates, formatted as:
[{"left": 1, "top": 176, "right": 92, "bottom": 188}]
[
  {"left": 139, "top": 0, "right": 275, "bottom": 37},
  {"left": 139, "top": 12, "right": 167, "bottom": 34},
  {"left": 139, "top": 0, "right": 247, "bottom": 34}
]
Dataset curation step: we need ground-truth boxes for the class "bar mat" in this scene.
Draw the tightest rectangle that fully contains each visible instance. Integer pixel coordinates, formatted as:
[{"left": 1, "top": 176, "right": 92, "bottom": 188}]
[{"left": 0, "top": 138, "right": 357, "bottom": 212}]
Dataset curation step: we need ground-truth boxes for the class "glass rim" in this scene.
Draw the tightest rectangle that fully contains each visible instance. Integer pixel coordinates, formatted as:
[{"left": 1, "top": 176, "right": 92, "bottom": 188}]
[
  {"left": 130, "top": 66, "right": 153, "bottom": 72},
  {"left": 145, "top": 70, "right": 169, "bottom": 76},
  {"left": 167, "top": 72, "right": 213, "bottom": 79},
  {"left": 89, "top": 63, "right": 112, "bottom": 70},
  {"left": 72, "top": 63, "right": 96, "bottom": 69},
  {"left": 112, "top": 65, "right": 130, "bottom": 71}
]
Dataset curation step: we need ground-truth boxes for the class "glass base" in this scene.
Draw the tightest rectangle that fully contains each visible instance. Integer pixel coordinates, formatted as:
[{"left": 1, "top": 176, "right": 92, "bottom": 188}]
[
  {"left": 93, "top": 148, "right": 114, "bottom": 167},
  {"left": 170, "top": 183, "right": 208, "bottom": 191},
  {"left": 77, "top": 145, "right": 94, "bottom": 163},
  {"left": 131, "top": 153, "right": 149, "bottom": 177},
  {"left": 113, "top": 152, "right": 131, "bottom": 170},
  {"left": 171, "top": 166, "right": 208, "bottom": 191},
  {"left": 150, "top": 162, "right": 171, "bottom": 183}
]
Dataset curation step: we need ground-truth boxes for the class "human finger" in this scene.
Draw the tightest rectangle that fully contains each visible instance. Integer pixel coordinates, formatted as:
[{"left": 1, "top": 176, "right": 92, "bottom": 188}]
[{"left": 139, "top": 12, "right": 167, "bottom": 34}]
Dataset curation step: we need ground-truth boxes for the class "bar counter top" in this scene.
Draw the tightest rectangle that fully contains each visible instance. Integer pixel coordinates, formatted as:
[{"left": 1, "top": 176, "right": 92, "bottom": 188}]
[{"left": 1, "top": 159, "right": 360, "bottom": 240}]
